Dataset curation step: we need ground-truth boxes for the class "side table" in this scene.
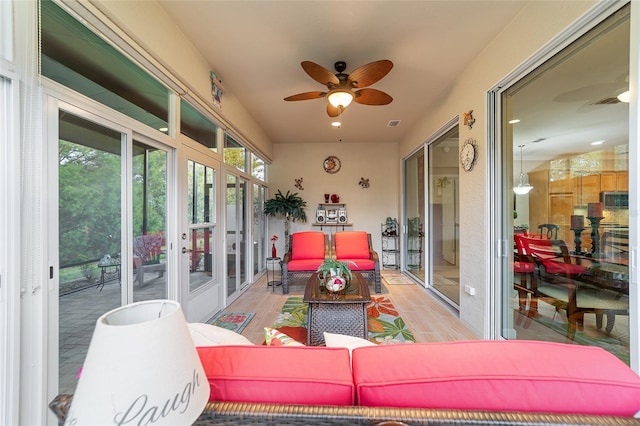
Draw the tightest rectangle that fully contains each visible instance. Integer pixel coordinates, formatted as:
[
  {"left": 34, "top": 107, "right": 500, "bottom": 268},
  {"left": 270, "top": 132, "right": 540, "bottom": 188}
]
[{"left": 266, "top": 257, "right": 282, "bottom": 292}]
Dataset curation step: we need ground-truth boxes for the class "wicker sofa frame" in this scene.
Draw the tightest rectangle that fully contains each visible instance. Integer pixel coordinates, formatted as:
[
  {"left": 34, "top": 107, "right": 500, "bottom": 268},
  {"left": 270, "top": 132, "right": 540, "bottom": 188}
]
[{"left": 49, "top": 395, "right": 639, "bottom": 425}]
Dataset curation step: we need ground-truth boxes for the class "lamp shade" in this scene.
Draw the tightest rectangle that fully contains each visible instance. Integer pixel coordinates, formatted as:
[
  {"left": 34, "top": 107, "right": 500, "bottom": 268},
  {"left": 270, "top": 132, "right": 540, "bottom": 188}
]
[
  {"left": 65, "top": 300, "right": 209, "bottom": 425},
  {"left": 327, "top": 90, "right": 354, "bottom": 108}
]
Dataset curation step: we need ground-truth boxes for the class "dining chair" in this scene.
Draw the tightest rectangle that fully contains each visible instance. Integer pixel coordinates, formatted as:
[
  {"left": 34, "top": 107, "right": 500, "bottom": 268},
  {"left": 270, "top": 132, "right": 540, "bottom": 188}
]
[{"left": 538, "top": 223, "right": 560, "bottom": 240}]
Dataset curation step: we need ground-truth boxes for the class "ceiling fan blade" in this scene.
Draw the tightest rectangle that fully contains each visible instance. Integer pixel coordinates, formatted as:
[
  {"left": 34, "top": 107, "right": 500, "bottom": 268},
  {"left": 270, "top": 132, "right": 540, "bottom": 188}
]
[
  {"left": 326, "top": 103, "right": 341, "bottom": 117},
  {"left": 354, "top": 88, "right": 393, "bottom": 105},
  {"left": 284, "top": 91, "right": 326, "bottom": 101},
  {"left": 301, "top": 61, "right": 340, "bottom": 86},
  {"left": 348, "top": 60, "right": 393, "bottom": 88}
]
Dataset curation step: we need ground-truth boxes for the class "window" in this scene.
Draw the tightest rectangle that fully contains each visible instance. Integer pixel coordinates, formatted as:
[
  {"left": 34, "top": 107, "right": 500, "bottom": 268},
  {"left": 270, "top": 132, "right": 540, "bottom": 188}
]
[
  {"left": 180, "top": 99, "right": 219, "bottom": 151},
  {"left": 41, "top": 0, "right": 169, "bottom": 132},
  {"left": 224, "top": 134, "right": 246, "bottom": 172}
]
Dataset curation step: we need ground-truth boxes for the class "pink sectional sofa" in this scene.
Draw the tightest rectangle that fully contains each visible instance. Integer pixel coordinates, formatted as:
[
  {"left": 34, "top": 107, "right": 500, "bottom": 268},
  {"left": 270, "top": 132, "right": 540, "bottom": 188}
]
[{"left": 195, "top": 340, "right": 640, "bottom": 424}]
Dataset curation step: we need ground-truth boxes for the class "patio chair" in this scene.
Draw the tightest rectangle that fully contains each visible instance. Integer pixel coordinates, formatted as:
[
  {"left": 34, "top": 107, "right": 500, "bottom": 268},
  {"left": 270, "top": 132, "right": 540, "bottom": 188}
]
[
  {"left": 133, "top": 233, "right": 167, "bottom": 286},
  {"left": 281, "top": 231, "right": 328, "bottom": 294},
  {"left": 333, "top": 231, "right": 381, "bottom": 293}
]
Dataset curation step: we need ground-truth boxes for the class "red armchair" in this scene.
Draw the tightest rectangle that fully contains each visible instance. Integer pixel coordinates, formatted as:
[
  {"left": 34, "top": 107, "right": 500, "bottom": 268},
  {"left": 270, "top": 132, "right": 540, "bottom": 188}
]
[
  {"left": 282, "top": 231, "right": 328, "bottom": 294},
  {"left": 333, "top": 231, "right": 381, "bottom": 293}
]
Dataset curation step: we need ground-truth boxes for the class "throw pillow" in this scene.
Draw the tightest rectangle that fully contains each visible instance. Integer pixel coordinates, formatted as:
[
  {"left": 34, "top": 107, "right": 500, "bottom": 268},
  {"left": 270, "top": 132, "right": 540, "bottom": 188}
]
[
  {"left": 324, "top": 332, "right": 376, "bottom": 367},
  {"left": 188, "top": 323, "right": 254, "bottom": 346},
  {"left": 264, "top": 327, "right": 304, "bottom": 346}
]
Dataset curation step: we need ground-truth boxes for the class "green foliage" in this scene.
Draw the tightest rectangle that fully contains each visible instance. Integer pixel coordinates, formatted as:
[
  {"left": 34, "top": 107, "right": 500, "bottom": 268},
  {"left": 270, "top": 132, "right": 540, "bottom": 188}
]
[
  {"left": 316, "top": 258, "right": 354, "bottom": 280},
  {"left": 263, "top": 190, "right": 307, "bottom": 222}
]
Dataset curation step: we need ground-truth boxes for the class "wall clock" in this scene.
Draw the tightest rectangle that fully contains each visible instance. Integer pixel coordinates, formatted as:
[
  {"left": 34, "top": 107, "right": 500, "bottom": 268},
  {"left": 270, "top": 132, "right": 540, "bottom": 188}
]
[
  {"left": 459, "top": 138, "right": 478, "bottom": 172},
  {"left": 323, "top": 155, "right": 341, "bottom": 174}
]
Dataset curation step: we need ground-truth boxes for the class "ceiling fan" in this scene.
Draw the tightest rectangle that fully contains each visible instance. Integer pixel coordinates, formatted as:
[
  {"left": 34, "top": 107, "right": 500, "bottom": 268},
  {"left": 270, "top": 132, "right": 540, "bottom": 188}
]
[{"left": 284, "top": 60, "right": 393, "bottom": 117}]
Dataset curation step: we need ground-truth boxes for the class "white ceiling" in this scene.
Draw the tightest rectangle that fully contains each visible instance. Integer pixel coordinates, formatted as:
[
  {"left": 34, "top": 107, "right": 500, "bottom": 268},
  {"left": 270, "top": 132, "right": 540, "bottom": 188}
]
[
  {"left": 158, "top": 1, "right": 531, "bottom": 145},
  {"left": 157, "top": 1, "right": 630, "bottom": 172}
]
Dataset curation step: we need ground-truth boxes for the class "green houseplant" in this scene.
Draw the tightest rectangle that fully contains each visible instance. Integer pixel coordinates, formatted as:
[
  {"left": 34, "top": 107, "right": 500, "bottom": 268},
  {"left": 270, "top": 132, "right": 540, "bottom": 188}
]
[
  {"left": 263, "top": 190, "right": 308, "bottom": 251},
  {"left": 316, "top": 258, "right": 354, "bottom": 281}
]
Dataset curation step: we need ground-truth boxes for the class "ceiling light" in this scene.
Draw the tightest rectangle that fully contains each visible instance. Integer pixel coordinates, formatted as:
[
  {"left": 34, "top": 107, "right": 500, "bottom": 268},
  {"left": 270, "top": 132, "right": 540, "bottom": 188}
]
[
  {"left": 617, "top": 90, "right": 630, "bottom": 103},
  {"left": 508, "top": 119, "right": 520, "bottom": 124},
  {"left": 331, "top": 121, "right": 341, "bottom": 127},
  {"left": 591, "top": 140, "right": 605, "bottom": 146},
  {"left": 513, "top": 144, "right": 533, "bottom": 195},
  {"left": 327, "top": 90, "right": 354, "bottom": 108}
]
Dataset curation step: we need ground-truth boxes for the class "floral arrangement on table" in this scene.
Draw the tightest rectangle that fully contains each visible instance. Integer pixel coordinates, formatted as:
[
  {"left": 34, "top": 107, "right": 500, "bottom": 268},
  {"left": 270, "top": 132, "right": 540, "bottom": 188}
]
[{"left": 316, "top": 258, "right": 355, "bottom": 293}]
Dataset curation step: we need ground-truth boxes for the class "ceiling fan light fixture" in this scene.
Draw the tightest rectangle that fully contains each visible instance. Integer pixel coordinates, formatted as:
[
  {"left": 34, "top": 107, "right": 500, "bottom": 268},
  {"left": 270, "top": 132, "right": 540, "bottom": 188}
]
[
  {"left": 513, "top": 144, "right": 533, "bottom": 195},
  {"left": 617, "top": 90, "right": 630, "bottom": 103},
  {"left": 327, "top": 90, "right": 354, "bottom": 108}
]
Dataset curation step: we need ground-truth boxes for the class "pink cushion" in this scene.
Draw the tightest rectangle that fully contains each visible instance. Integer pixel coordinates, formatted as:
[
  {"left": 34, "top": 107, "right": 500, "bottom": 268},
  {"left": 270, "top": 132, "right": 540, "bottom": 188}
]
[
  {"left": 287, "top": 259, "right": 324, "bottom": 271},
  {"left": 345, "top": 259, "right": 375, "bottom": 270},
  {"left": 352, "top": 341, "right": 640, "bottom": 416},
  {"left": 197, "top": 346, "right": 354, "bottom": 406},
  {"left": 291, "top": 232, "right": 325, "bottom": 260},
  {"left": 335, "top": 232, "right": 370, "bottom": 259}
]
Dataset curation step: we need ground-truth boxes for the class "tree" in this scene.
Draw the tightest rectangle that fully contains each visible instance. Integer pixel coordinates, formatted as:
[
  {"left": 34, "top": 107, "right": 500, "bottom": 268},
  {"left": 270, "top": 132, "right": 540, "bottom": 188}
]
[{"left": 263, "top": 190, "right": 307, "bottom": 251}]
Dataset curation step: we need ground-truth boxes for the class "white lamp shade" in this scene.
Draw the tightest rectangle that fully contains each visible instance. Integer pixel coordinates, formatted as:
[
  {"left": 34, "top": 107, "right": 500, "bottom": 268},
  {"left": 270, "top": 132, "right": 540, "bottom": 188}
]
[
  {"left": 66, "top": 300, "right": 209, "bottom": 425},
  {"left": 327, "top": 90, "right": 354, "bottom": 108}
]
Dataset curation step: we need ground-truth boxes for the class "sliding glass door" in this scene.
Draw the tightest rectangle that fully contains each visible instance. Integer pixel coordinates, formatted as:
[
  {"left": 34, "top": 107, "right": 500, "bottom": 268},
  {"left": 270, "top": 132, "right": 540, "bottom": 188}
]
[
  {"left": 403, "top": 147, "right": 425, "bottom": 282},
  {"left": 56, "top": 110, "right": 170, "bottom": 394},
  {"left": 428, "top": 126, "right": 460, "bottom": 307}
]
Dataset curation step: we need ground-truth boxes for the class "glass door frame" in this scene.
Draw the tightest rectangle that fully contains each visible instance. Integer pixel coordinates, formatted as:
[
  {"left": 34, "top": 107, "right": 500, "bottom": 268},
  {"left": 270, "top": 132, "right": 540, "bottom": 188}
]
[
  {"left": 48, "top": 98, "right": 177, "bottom": 399},
  {"left": 487, "top": 1, "right": 638, "bottom": 372},
  {"left": 179, "top": 141, "right": 223, "bottom": 323}
]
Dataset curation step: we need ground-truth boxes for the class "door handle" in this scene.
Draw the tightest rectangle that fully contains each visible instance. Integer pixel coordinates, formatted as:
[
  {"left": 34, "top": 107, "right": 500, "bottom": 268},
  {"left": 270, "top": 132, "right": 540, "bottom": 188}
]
[{"left": 181, "top": 247, "right": 193, "bottom": 254}]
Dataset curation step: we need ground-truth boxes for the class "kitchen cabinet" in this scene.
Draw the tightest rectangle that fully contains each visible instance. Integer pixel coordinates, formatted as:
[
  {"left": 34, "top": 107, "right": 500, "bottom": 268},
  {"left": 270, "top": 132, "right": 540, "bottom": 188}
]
[
  {"left": 601, "top": 171, "right": 628, "bottom": 192},
  {"left": 573, "top": 174, "right": 601, "bottom": 206}
]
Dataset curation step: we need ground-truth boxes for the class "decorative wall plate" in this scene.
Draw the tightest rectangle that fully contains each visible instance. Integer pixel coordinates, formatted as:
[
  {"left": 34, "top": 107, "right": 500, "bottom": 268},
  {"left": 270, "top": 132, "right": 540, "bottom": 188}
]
[
  {"left": 323, "top": 155, "right": 341, "bottom": 174},
  {"left": 459, "top": 138, "right": 478, "bottom": 172}
]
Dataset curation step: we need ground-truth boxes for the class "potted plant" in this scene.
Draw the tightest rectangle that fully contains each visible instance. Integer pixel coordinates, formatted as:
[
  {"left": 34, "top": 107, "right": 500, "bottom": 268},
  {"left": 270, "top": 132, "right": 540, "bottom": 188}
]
[
  {"left": 264, "top": 190, "right": 308, "bottom": 251},
  {"left": 316, "top": 258, "right": 355, "bottom": 293}
]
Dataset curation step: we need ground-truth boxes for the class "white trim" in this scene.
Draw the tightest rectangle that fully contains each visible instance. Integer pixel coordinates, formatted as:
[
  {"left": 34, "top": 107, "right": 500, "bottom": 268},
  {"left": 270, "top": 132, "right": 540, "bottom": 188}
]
[
  {"left": 0, "top": 72, "right": 21, "bottom": 426},
  {"left": 627, "top": 0, "right": 639, "bottom": 373}
]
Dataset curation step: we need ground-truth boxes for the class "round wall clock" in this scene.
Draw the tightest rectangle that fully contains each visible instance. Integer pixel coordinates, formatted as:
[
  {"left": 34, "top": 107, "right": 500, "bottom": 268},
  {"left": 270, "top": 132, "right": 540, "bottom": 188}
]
[
  {"left": 459, "top": 138, "right": 478, "bottom": 172},
  {"left": 323, "top": 155, "right": 341, "bottom": 174}
]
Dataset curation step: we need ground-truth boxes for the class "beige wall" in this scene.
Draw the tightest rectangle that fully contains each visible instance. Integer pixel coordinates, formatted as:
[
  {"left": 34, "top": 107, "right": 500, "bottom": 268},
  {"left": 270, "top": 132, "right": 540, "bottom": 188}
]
[
  {"left": 92, "top": 0, "right": 275, "bottom": 159},
  {"left": 398, "top": 1, "right": 597, "bottom": 336},
  {"left": 269, "top": 143, "right": 399, "bottom": 255}
]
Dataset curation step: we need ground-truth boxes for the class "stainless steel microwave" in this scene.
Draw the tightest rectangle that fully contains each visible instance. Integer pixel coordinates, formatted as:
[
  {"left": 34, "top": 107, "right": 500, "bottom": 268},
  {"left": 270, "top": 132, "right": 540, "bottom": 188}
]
[{"left": 600, "top": 191, "right": 628, "bottom": 209}]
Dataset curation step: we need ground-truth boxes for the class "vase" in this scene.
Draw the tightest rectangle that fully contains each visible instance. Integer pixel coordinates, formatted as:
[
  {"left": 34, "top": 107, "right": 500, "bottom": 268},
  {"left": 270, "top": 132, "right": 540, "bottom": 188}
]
[
  {"left": 324, "top": 272, "right": 347, "bottom": 294},
  {"left": 272, "top": 243, "right": 277, "bottom": 258}
]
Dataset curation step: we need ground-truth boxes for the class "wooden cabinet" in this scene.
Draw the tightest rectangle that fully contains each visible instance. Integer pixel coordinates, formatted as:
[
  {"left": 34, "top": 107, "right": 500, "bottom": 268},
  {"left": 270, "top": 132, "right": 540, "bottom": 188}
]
[
  {"left": 549, "top": 177, "right": 572, "bottom": 194},
  {"left": 573, "top": 174, "right": 601, "bottom": 206},
  {"left": 601, "top": 171, "right": 628, "bottom": 192}
]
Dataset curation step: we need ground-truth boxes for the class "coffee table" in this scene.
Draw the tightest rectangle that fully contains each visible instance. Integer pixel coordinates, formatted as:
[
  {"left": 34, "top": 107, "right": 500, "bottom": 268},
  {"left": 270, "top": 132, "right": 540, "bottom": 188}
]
[{"left": 303, "top": 272, "right": 371, "bottom": 346}]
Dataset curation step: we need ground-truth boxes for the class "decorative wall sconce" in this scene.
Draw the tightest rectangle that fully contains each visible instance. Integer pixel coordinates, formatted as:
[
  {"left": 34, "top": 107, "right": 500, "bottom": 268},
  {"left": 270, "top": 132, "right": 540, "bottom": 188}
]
[
  {"left": 210, "top": 71, "right": 225, "bottom": 109},
  {"left": 294, "top": 177, "right": 304, "bottom": 190},
  {"left": 463, "top": 110, "right": 475, "bottom": 129},
  {"left": 359, "top": 177, "right": 370, "bottom": 188}
]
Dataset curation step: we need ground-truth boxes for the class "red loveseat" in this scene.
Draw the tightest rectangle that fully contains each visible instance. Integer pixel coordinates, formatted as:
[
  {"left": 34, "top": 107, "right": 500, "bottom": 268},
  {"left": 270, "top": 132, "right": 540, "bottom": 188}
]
[{"left": 193, "top": 340, "right": 640, "bottom": 424}]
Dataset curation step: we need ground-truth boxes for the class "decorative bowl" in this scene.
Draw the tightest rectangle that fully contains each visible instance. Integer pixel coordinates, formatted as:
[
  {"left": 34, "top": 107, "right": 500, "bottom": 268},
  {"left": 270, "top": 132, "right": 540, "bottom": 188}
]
[{"left": 325, "top": 275, "right": 347, "bottom": 293}]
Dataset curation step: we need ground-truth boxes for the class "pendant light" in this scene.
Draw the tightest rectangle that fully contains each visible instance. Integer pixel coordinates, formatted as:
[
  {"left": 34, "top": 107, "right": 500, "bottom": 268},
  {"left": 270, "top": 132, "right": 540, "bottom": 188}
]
[{"left": 513, "top": 144, "right": 533, "bottom": 195}]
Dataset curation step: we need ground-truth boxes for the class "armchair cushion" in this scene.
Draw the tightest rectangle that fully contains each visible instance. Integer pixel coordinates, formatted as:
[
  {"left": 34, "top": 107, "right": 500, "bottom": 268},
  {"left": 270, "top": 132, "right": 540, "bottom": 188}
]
[
  {"left": 335, "top": 231, "right": 370, "bottom": 259},
  {"left": 291, "top": 232, "right": 326, "bottom": 260}
]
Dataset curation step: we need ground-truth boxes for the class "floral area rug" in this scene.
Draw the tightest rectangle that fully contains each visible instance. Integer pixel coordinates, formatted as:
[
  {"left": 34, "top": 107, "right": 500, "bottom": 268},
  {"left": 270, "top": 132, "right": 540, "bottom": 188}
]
[
  {"left": 207, "top": 312, "right": 255, "bottom": 333},
  {"left": 273, "top": 297, "right": 416, "bottom": 344}
]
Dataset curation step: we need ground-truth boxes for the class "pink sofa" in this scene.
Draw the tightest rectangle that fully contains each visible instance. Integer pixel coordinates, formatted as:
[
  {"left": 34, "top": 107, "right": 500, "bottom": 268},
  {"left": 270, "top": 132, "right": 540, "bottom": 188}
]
[{"left": 196, "top": 340, "right": 640, "bottom": 423}]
